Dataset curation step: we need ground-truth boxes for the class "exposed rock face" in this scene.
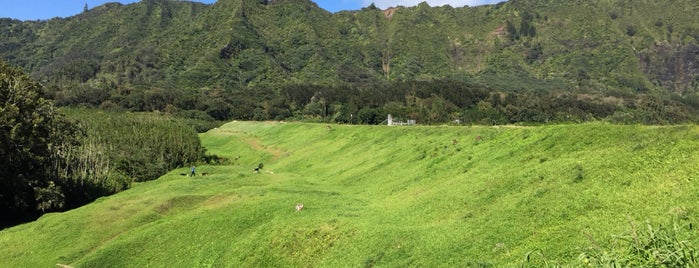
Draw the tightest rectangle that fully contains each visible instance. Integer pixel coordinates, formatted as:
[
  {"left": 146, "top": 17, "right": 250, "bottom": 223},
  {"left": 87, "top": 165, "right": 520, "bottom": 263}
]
[
  {"left": 384, "top": 7, "right": 398, "bottom": 19},
  {"left": 640, "top": 42, "right": 699, "bottom": 95}
]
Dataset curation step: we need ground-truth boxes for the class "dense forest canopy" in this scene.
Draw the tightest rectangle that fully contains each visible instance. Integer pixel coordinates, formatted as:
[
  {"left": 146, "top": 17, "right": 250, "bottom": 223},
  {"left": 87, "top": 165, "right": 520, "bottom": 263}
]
[
  {"left": 0, "top": 60, "right": 206, "bottom": 227},
  {"left": 2, "top": 0, "right": 699, "bottom": 123},
  {"left": 0, "top": 60, "right": 78, "bottom": 225}
]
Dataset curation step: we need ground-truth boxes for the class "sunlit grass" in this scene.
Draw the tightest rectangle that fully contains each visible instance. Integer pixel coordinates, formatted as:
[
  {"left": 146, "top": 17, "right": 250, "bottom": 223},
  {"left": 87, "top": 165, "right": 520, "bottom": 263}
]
[{"left": 1, "top": 121, "right": 698, "bottom": 267}]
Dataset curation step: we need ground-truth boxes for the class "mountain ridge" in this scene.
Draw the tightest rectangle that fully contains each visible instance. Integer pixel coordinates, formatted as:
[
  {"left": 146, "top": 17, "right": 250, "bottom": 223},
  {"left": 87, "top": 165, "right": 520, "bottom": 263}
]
[{"left": 2, "top": 0, "right": 699, "bottom": 123}]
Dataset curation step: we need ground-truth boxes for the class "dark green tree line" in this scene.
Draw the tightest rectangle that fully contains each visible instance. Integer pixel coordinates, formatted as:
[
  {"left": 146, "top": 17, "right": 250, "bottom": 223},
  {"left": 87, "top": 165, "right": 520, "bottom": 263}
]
[
  {"left": 0, "top": 60, "right": 80, "bottom": 225},
  {"left": 1, "top": 61, "right": 208, "bottom": 228}
]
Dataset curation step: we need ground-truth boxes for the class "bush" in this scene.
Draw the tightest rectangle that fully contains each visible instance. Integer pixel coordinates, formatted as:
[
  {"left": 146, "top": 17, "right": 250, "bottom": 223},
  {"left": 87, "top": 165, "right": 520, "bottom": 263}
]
[{"left": 579, "top": 220, "right": 698, "bottom": 267}]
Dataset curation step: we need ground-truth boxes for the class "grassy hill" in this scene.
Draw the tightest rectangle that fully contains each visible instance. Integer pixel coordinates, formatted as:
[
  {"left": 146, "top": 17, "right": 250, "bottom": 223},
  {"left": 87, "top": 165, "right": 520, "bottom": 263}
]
[{"left": 1, "top": 121, "right": 698, "bottom": 266}]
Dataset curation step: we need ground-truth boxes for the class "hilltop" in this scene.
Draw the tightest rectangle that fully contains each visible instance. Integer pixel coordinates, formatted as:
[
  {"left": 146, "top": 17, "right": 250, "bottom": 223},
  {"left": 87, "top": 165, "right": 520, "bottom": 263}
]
[
  {"left": 2, "top": 0, "right": 698, "bottom": 92},
  {"left": 1, "top": 121, "right": 697, "bottom": 266},
  {"left": 1, "top": 0, "right": 699, "bottom": 124}
]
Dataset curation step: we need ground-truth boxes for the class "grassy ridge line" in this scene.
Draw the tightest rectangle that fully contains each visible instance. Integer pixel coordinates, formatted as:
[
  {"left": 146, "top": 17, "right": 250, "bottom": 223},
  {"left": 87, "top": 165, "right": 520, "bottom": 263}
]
[{"left": 1, "top": 122, "right": 698, "bottom": 267}]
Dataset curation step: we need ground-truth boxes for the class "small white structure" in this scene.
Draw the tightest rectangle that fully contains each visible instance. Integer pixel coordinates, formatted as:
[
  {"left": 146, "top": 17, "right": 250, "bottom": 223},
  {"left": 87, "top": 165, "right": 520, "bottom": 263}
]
[{"left": 387, "top": 114, "right": 415, "bottom": 126}]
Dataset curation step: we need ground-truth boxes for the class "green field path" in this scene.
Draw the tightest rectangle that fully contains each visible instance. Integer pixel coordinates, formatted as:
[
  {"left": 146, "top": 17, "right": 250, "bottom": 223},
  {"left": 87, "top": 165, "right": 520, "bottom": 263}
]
[{"left": 1, "top": 121, "right": 698, "bottom": 267}]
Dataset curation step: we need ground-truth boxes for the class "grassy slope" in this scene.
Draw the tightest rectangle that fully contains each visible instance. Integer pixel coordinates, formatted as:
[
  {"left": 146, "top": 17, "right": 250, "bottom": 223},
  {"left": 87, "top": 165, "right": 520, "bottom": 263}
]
[{"left": 1, "top": 122, "right": 698, "bottom": 267}]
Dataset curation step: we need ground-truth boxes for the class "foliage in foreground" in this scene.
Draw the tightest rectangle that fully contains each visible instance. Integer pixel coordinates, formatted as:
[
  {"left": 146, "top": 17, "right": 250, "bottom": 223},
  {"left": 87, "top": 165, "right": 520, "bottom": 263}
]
[
  {"left": 522, "top": 219, "right": 698, "bottom": 267},
  {"left": 0, "top": 60, "right": 207, "bottom": 226},
  {"left": 579, "top": 220, "right": 698, "bottom": 267},
  {"left": 0, "top": 60, "right": 79, "bottom": 225}
]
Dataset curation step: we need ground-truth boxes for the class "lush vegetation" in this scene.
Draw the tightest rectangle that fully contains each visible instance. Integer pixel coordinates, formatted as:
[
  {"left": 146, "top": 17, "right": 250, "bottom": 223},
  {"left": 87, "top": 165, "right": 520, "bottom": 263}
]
[
  {"left": 2, "top": 0, "right": 698, "bottom": 264},
  {"left": 0, "top": 121, "right": 697, "bottom": 266},
  {"left": 2, "top": 0, "right": 699, "bottom": 124},
  {"left": 0, "top": 61, "right": 207, "bottom": 227},
  {"left": 59, "top": 108, "right": 206, "bottom": 208},
  {"left": 0, "top": 60, "right": 79, "bottom": 226}
]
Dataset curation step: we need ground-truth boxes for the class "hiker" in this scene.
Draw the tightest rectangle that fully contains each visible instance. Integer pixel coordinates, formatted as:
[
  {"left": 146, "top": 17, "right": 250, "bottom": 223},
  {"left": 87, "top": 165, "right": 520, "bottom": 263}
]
[{"left": 190, "top": 166, "right": 196, "bottom": 177}]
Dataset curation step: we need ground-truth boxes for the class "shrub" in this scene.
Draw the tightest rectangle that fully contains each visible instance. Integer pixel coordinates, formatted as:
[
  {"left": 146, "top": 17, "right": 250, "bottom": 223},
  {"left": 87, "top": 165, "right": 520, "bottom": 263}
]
[
  {"left": 579, "top": 220, "right": 698, "bottom": 267},
  {"left": 573, "top": 164, "right": 584, "bottom": 183}
]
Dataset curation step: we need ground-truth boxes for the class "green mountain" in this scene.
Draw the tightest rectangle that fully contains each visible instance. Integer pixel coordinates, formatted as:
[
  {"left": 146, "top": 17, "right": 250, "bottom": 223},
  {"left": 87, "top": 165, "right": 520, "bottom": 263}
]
[
  {"left": 2, "top": 0, "right": 699, "bottom": 123},
  {"left": 1, "top": 121, "right": 697, "bottom": 266}
]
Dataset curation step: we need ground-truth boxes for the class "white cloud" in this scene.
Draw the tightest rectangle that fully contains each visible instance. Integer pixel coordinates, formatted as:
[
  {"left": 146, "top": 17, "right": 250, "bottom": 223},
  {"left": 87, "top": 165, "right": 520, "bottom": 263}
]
[{"left": 361, "top": 0, "right": 504, "bottom": 9}]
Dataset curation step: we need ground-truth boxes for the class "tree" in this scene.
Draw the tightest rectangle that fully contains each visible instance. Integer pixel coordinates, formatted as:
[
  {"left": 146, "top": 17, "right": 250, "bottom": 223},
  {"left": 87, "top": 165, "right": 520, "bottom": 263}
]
[
  {"left": 505, "top": 20, "right": 518, "bottom": 41},
  {"left": 358, "top": 107, "right": 379, "bottom": 124},
  {"left": 519, "top": 11, "right": 536, "bottom": 37},
  {"left": 0, "top": 60, "right": 79, "bottom": 225}
]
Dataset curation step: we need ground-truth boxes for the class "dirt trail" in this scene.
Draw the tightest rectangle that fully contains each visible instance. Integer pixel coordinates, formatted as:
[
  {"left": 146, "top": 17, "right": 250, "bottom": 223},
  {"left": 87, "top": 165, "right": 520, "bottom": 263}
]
[{"left": 243, "top": 137, "right": 286, "bottom": 161}]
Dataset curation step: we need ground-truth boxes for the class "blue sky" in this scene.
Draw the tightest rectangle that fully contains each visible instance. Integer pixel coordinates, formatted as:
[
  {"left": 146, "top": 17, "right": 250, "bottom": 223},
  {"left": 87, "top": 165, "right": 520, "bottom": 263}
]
[{"left": 0, "top": 0, "right": 504, "bottom": 21}]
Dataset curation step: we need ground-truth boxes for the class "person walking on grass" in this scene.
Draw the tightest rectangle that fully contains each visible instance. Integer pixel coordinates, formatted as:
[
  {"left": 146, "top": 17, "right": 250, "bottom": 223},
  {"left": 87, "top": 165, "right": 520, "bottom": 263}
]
[{"left": 190, "top": 166, "right": 196, "bottom": 177}]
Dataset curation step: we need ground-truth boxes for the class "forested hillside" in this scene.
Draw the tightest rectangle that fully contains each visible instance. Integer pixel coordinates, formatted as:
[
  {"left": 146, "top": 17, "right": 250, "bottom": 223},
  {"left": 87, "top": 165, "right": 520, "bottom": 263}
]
[{"left": 2, "top": 0, "right": 699, "bottom": 123}]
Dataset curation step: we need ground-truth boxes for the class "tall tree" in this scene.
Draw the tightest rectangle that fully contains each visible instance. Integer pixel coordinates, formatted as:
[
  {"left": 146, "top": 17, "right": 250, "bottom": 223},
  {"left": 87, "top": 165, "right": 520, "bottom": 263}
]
[{"left": 0, "top": 60, "right": 79, "bottom": 225}]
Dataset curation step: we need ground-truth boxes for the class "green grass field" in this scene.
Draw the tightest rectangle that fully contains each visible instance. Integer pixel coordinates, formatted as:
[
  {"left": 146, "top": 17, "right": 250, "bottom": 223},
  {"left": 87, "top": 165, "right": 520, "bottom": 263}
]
[{"left": 1, "top": 121, "right": 698, "bottom": 267}]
